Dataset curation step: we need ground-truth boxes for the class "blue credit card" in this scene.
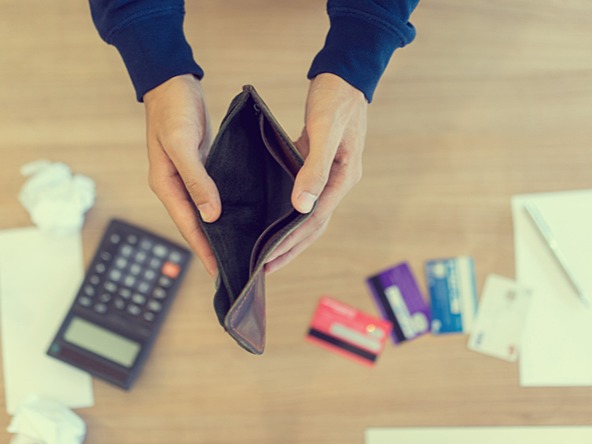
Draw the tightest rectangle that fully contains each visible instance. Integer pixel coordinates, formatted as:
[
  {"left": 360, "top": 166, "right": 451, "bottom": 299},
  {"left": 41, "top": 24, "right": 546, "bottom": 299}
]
[{"left": 425, "top": 256, "right": 478, "bottom": 334}]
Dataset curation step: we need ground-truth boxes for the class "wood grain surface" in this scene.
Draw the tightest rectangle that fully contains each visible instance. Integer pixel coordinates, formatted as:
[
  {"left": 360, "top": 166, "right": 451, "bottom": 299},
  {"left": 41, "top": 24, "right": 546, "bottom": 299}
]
[{"left": 1, "top": 1, "right": 592, "bottom": 442}]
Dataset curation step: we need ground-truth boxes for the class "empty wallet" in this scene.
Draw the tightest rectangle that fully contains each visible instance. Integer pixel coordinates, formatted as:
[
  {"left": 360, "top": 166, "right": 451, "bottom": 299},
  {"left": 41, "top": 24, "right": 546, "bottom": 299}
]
[{"left": 198, "top": 85, "right": 316, "bottom": 354}]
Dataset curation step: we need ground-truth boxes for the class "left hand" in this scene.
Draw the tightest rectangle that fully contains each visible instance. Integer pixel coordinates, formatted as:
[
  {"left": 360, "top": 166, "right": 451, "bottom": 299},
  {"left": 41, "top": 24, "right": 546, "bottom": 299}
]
[{"left": 265, "top": 73, "right": 368, "bottom": 273}]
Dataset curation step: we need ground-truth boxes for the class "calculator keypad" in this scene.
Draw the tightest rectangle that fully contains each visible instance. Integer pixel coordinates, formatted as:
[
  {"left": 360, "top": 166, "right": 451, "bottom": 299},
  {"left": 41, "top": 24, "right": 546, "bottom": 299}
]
[{"left": 78, "top": 230, "right": 188, "bottom": 324}]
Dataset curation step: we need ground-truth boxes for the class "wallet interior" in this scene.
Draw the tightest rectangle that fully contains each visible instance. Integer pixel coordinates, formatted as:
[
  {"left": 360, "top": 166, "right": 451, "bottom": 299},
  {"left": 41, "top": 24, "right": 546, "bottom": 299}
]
[{"left": 200, "top": 87, "right": 307, "bottom": 330}]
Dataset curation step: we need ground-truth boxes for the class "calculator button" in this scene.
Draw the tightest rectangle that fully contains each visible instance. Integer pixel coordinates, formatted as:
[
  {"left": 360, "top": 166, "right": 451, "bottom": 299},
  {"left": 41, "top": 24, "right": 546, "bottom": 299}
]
[
  {"left": 169, "top": 251, "right": 183, "bottom": 263},
  {"left": 78, "top": 296, "right": 92, "bottom": 307},
  {"left": 89, "top": 275, "right": 100, "bottom": 285},
  {"left": 99, "top": 293, "right": 112, "bottom": 303},
  {"left": 100, "top": 251, "right": 112, "bottom": 261},
  {"left": 119, "top": 288, "right": 131, "bottom": 299},
  {"left": 115, "top": 257, "right": 128, "bottom": 269},
  {"left": 83, "top": 285, "right": 95, "bottom": 297},
  {"left": 109, "top": 233, "right": 121, "bottom": 244},
  {"left": 132, "top": 293, "right": 147, "bottom": 305},
  {"left": 161, "top": 262, "right": 180, "bottom": 279},
  {"left": 143, "top": 312, "right": 156, "bottom": 322},
  {"left": 94, "top": 303, "right": 108, "bottom": 314},
  {"left": 158, "top": 276, "right": 173, "bottom": 288},
  {"left": 153, "top": 244, "right": 168, "bottom": 258},
  {"left": 114, "top": 299, "right": 126, "bottom": 310},
  {"left": 109, "top": 269, "right": 122, "bottom": 282},
  {"left": 138, "top": 282, "right": 150, "bottom": 294},
  {"left": 144, "top": 269, "right": 157, "bottom": 281},
  {"left": 104, "top": 281, "right": 117, "bottom": 293},
  {"left": 127, "top": 304, "right": 141, "bottom": 316},
  {"left": 135, "top": 251, "right": 148, "bottom": 263},
  {"left": 130, "top": 264, "right": 142, "bottom": 275},
  {"left": 140, "top": 239, "right": 153, "bottom": 250},
  {"left": 95, "top": 263, "right": 107, "bottom": 274},
  {"left": 153, "top": 287, "right": 166, "bottom": 299},
  {"left": 127, "top": 234, "right": 138, "bottom": 245},
  {"left": 120, "top": 244, "right": 133, "bottom": 257},
  {"left": 123, "top": 275, "right": 136, "bottom": 288},
  {"left": 148, "top": 258, "right": 162, "bottom": 269},
  {"left": 147, "top": 300, "right": 162, "bottom": 312}
]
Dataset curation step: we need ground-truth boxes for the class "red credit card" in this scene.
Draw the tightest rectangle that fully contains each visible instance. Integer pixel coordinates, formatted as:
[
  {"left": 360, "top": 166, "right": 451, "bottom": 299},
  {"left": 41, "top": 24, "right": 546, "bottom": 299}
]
[{"left": 306, "top": 296, "right": 392, "bottom": 366}]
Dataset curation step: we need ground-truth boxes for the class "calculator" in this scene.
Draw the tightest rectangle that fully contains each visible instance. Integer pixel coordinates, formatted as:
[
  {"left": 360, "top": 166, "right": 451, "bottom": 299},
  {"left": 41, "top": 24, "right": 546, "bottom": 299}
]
[{"left": 47, "top": 219, "right": 192, "bottom": 389}]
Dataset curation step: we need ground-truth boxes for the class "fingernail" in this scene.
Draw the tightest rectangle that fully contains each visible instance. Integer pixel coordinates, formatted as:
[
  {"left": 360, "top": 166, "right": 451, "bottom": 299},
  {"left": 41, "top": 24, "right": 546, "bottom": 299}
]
[
  {"left": 296, "top": 192, "right": 317, "bottom": 213},
  {"left": 198, "top": 203, "right": 215, "bottom": 222}
]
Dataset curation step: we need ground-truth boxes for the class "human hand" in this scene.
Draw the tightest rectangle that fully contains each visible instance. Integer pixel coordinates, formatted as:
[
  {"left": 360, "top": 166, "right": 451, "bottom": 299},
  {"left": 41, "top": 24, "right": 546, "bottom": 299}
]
[
  {"left": 265, "top": 73, "right": 368, "bottom": 273},
  {"left": 144, "top": 74, "right": 220, "bottom": 277}
]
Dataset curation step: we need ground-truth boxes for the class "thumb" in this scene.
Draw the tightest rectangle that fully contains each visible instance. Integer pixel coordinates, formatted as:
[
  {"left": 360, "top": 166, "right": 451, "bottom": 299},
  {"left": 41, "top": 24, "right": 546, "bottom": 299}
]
[
  {"left": 189, "top": 166, "right": 221, "bottom": 223},
  {"left": 173, "top": 148, "right": 221, "bottom": 223},
  {"left": 292, "top": 124, "right": 341, "bottom": 214}
]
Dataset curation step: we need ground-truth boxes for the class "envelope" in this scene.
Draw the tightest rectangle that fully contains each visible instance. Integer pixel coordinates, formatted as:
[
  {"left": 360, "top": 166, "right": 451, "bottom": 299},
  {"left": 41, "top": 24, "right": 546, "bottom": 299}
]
[{"left": 512, "top": 189, "right": 592, "bottom": 386}]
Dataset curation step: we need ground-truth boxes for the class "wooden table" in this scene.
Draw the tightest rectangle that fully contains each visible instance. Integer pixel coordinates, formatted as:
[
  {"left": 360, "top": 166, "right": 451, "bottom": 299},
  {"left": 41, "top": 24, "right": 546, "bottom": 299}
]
[{"left": 1, "top": 1, "right": 592, "bottom": 442}]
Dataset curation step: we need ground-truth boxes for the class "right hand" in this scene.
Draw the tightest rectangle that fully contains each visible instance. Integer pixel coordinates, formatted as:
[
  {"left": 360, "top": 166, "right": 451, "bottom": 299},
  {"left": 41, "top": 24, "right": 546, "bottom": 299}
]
[{"left": 143, "top": 74, "right": 220, "bottom": 277}]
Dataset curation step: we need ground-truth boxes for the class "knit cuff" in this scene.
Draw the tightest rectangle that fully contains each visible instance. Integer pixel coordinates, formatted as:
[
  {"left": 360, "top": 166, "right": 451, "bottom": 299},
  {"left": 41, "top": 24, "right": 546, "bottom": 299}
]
[
  {"left": 308, "top": 13, "right": 410, "bottom": 102},
  {"left": 109, "top": 10, "right": 203, "bottom": 102}
]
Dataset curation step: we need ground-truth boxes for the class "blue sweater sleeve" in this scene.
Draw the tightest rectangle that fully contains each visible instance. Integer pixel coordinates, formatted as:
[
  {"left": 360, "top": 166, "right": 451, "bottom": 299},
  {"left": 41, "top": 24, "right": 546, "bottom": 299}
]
[
  {"left": 308, "top": 0, "right": 419, "bottom": 102},
  {"left": 89, "top": 1, "right": 417, "bottom": 103},
  {"left": 89, "top": 0, "right": 203, "bottom": 102}
]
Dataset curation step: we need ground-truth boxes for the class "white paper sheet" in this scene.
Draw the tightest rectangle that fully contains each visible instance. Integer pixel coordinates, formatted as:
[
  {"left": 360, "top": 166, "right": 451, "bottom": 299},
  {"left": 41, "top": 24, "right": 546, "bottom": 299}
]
[
  {"left": 0, "top": 227, "right": 94, "bottom": 414},
  {"left": 512, "top": 189, "right": 592, "bottom": 386},
  {"left": 366, "top": 427, "right": 592, "bottom": 444}
]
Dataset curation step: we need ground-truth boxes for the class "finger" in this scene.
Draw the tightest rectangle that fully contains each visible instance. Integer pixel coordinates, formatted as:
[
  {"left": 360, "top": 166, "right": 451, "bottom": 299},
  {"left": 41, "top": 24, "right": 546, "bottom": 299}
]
[
  {"left": 148, "top": 142, "right": 218, "bottom": 276},
  {"left": 264, "top": 219, "right": 329, "bottom": 274},
  {"left": 265, "top": 200, "right": 330, "bottom": 266},
  {"left": 291, "top": 117, "right": 344, "bottom": 214},
  {"left": 266, "top": 208, "right": 327, "bottom": 265},
  {"left": 268, "top": 157, "right": 356, "bottom": 263},
  {"left": 293, "top": 128, "right": 310, "bottom": 159},
  {"left": 153, "top": 170, "right": 218, "bottom": 277},
  {"left": 266, "top": 152, "right": 361, "bottom": 270},
  {"left": 160, "top": 129, "right": 221, "bottom": 224}
]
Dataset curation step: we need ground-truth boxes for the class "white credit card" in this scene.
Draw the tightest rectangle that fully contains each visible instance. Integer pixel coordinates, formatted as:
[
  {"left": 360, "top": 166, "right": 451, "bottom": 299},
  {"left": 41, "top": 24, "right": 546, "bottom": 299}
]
[{"left": 468, "top": 274, "right": 532, "bottom": 362}]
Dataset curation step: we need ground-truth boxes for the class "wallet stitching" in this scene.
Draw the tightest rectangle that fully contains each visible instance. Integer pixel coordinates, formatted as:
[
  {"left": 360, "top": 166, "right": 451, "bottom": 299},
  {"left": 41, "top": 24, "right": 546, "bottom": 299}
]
[
  {"left": 250, "top": 211, "right": 307, "bottom": 273},
  {"left": 210, "top": 86, "right": 317, "bottom": 354},
  {"left": 259, "top": 115, "right": 297, "bottom": 179},
  {"left": 248, "top": 115, "right": 299, "bottom": 273},
  {"left": 274, "top": 131, "right": 301, "bottom": 167},
  {"left": 225, "top": 90, "right": 305, "bottom": 351},
  {"left": 248, "top": 88, "right": 303, "bottom": 167},
  {"left": 225, "top": 87, "right": 318, "bottom": 353},
  {"left": 197, "top": 223, "right": 235, "bottom": 306},
  {"left": 249, "top": 210, "right": 295, "bottom": 273},
  {"left": 226, "top": 209, "right": 315, "bottom": 352},
  {"left": 198, "top": 90, "right": 254, "bottom": 308},
  {"left": 256, "top": 210, "right": 315, "bottom": 265},
  {"left": 225, "top": 278, "right": 262, "bottom": 352},
  {"left": 202, "top": 92, "right": 251, "bottom": 171}
]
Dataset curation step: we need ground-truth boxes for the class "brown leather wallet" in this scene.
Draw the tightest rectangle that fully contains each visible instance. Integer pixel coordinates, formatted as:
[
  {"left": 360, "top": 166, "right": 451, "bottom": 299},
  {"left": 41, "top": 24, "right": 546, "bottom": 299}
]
[{"left": 198, "top": 85, "right": 315, "bottom": 354}]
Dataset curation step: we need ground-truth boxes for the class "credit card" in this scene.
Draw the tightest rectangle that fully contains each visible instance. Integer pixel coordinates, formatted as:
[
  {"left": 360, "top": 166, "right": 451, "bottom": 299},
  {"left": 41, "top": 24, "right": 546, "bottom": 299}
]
[
  {"left": 306, "top": 296, "right": 392, "bottom": 366},
  {"left": 468, "top": 274, "right": 532, "bottom": 362},
  {"left": 367, "top": 262, "right": 430, "bottom": 344},
  {"left": 425, "top": 256, "right": 478, "bottom": 334}
]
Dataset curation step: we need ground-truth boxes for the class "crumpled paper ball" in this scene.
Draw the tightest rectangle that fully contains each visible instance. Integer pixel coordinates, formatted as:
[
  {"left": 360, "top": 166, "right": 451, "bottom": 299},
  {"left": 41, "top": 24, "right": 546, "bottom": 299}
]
[
  {"left": 19, "top": 160, "right": 95, "bottom": 236},
  {"left": 8, "top": 396, "right": 86, "bottom": 444}
]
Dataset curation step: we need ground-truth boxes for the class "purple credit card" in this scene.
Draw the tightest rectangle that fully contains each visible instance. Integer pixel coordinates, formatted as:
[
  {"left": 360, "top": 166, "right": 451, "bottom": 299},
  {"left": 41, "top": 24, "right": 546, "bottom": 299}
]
[{"left": 366, "top": 262, "right": 431, "bottom": 344}]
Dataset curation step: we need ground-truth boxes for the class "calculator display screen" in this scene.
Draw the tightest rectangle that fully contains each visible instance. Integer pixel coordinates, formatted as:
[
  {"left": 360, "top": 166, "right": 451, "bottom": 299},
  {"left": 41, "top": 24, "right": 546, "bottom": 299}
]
[{"left": 64, "top": 317, "right": 141, "bottom": 368}]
